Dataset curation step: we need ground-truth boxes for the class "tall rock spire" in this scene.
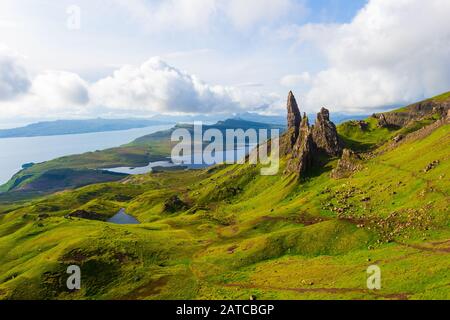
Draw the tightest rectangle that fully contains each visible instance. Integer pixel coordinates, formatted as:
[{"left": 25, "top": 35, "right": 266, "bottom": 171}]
[
  {"left": 284, "top": 103, "right": 343, "bottom": 179},
  {"left": 287, "top": 91, "right": 301, "bottom": 132},
  {"left": 286, "top": 112, "right": 314, "bottom": 175},
  {"left": 286, "top": 91, "right": 302, "bottom": 152}
]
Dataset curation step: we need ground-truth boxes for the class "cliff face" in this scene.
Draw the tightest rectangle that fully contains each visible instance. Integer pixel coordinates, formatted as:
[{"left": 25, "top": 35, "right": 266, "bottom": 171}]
[
  {"left": 284, "top": 92, "right": 342, "bottom": 177},
  {"left": 373, "top": 96, "right": 450, "bottom": 128}
]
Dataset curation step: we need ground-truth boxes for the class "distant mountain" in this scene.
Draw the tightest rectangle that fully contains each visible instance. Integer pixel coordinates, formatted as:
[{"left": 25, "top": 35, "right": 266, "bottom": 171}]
[
  {"left": 150, "top": 114, "right": 228, "bottom": 124},
  {"left": 234, "top": 111, "right": 368, "bottom": 125},
  {"left": 330, "top": 113, "right": 369, "bottom": 124},
  {"left": 232, "top": 112, "right": 286, "bottom": 125},
  {"left": 0, "top": 118, "right": 168, "bottom": 138},
  {"left": 0, "top": 113, "right": 368, "bottom": 139}
]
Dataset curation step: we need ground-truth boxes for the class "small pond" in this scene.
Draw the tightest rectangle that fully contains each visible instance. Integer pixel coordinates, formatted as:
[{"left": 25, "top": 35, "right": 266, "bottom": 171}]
[{"left": 108, "top": 209, "right": 140, "bottom": 225}]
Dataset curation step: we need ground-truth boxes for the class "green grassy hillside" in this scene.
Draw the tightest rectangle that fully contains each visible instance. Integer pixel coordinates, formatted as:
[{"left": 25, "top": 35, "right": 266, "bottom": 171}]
[
  {"left": 337, "top": 91, "right": 449, "bottom": 151},
  {"left": 0, "top": 108, "right": 448, "bottom": 300}
]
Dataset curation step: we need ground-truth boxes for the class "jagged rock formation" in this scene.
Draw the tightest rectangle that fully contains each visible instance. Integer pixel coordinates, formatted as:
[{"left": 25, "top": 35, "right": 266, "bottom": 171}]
[
  {"left": 286, "top": 91, "right": 302, "bottom": 153},
  {"left": 284, "top": 92, "right": 343, "bottom": 177},
  {"left": 330, "top": 149, "right": 363, "bottom": 179},
  {"left": 286, "top": 114, "right": 315, "bottom": 175},
  {"left": 383, "top": 108, "right": 450, "bottom": 152},
  {"left": 312, "top": 108, "right": 343, "bottom": 157},
  {"left": 373, "top": 95, "right": 450, "bottom": 128}
]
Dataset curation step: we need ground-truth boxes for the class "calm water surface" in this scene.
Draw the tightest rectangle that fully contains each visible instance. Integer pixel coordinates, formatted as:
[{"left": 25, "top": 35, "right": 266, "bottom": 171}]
[{"left": 0, "top": 125, "right": 173, "bottom": 185}]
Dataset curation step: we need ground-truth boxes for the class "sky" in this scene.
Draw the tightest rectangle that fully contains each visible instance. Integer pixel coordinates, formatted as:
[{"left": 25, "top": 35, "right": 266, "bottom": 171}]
[{"left": 0, "top": 0, "right": 450, "bottom": 125}]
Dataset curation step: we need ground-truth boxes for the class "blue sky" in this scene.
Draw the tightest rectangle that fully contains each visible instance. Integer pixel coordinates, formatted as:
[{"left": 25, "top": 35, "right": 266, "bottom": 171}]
[{"left": 0, "top": 0, "right": 449, "bottom": 124}]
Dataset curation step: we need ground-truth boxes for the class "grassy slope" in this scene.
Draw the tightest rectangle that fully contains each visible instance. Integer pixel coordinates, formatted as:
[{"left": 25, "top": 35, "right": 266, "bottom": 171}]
[
  {"left": 337, "top": 91, "right": 449, "bottom": 151},
  {"left": 0, "top": 119, "right": 448, "bottom": 300}
]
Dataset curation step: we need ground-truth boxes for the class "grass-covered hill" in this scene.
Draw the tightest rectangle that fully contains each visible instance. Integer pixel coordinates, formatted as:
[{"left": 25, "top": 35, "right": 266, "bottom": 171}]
[
  {"left": 0, "top": 119, "right": 284, "bottom": 197},
  {"left": 0, "top": 93, "right": 448, "bottom": 300}
]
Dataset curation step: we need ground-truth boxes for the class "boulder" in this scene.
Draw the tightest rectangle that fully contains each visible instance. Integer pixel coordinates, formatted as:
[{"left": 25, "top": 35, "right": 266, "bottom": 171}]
[
  {"left": 312, "top": 107, "right": 343, "bottom": 157},
  {"left": 330, "top": 149, "right": 363, "bottom": 179}
]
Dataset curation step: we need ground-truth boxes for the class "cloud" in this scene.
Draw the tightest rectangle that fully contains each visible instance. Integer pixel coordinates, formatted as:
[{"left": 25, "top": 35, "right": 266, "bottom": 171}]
[
  {"left": 0, "top": 51, "right": 277, "bottom": 120},
  {"left": 113, "top": 0, "right": 218, "bottom": 32},
  {"left": 280, "top": 72, "right": 311, "bottom": 88},
  {"left": 114, "top": 0, "right": 297, "bottom": 31},
  {"left": 32, "top": 71, "right": 89, "bottom": 107},
  {"left": 1, "top": 70, "right": 90, "bottom": 119},
  {"left": 293, "top": 0, "right": 450, "bottom": 112},
  {"left": 90, "top": 57, "right": 241, "bottom": 113},
  {"left": 225, "top": 0, "right": 293, "bottom": 29},
  {"left": 90, "top": 57, "right": 280, "bottom": 114},
  {"left": 0, "top": 46, "right": 31, "bottom": 101}
]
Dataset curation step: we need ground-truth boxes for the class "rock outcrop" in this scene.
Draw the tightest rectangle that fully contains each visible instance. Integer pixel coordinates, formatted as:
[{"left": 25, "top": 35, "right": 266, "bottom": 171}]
[
  {"left": 286, "top": 91, "right": 302, "bottom": 153},
  {"left": 65, "top": 210, "right": 104, "bottom": 221},
  {"left": 330, "top": 149, "right": 363, "bottom": 179},
  {"left": 312, "top": 107, "right": 343, "bottom": 157},
  {"left": 284, "top": 92, "right": 343, "bottom": 177},
  {"left": 163, "top": 195, "right": 188, "bottom": 213},
  {"left": 287, "top": 114, "right": 315, "bottom": 175},
  {"left": 373, "top": 95, "right": 450, "bottom": 128}
]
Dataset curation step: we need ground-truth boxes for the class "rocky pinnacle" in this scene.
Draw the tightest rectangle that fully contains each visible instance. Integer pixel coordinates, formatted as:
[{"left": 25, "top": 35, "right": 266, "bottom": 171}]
[
  {"left": 285, "top": 94, "right": 342, "bottom": 177},
  {"left": 286, "top": 91, "right": 302, "bottom": 152}
]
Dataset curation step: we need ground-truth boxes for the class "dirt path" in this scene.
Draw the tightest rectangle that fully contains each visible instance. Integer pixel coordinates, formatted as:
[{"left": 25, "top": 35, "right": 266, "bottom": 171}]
[
  {"left": 222, "top": 283, "right": 409, "bottom": 300},
  {"left": 396, "top": 240, "right": 450, "bottom": 253}
]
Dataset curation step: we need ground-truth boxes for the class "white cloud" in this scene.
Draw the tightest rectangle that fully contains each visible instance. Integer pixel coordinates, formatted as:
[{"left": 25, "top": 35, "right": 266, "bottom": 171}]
[
  {"left": 225, "top": 0, "right": 293, "bottom": 29},
  {"left": 0, "top": 51, "right": 277, "bottom": 120},
  {"left": 90, "top": 57, "right": 280, "bottom": 114},
  {"left": 114, "top": 0, "right": 297, "bottom": 31},
  {"left": 294, "top": 0, "right": 450, "bottom": 112},
  {"left": 32, "top": 71, "right": 89, "bottom": 107},
  {"left": 90, "top": 57, "right": 240, "bottom": 113},
  {"left": 1, "top": 70, "right": 90, "bottom": 119},
  {"left": 0, "top": 46, "right": 31, "bottom": 101},
  {"left": 280, "top": 72, "right": 311, "bottom": 88},
  {"left": 114, "top": 0, "right": 218, "bottom": 32}
]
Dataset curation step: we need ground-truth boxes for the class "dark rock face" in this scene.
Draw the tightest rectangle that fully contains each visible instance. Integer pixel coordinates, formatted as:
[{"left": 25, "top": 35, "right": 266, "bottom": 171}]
[
  {"left": 163, "top": 195, "right": 188, "bottom": 213},
  {"left": 286, "top": 91, "right": 302, "bottom": 152},
  {"left": 330, "top": 149, "right": 363, "bottom": 179},
  {"left": 65, "top": 210, "right": 104, "bottom": 221},
  {"left": 373, "top": 97, "right": 450, "bottom": 128},
  {"left": 356, "top": 120, "right": 368, "bottom": 130},
  {"left": 311, "top": 107, "right": 343, "bottom": 157},
  {"left": 287, "top": 115, "right": 315, "bottom": 175},
  {"left": 284, "top": 93, "right": 342, "bottom": 178}
]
